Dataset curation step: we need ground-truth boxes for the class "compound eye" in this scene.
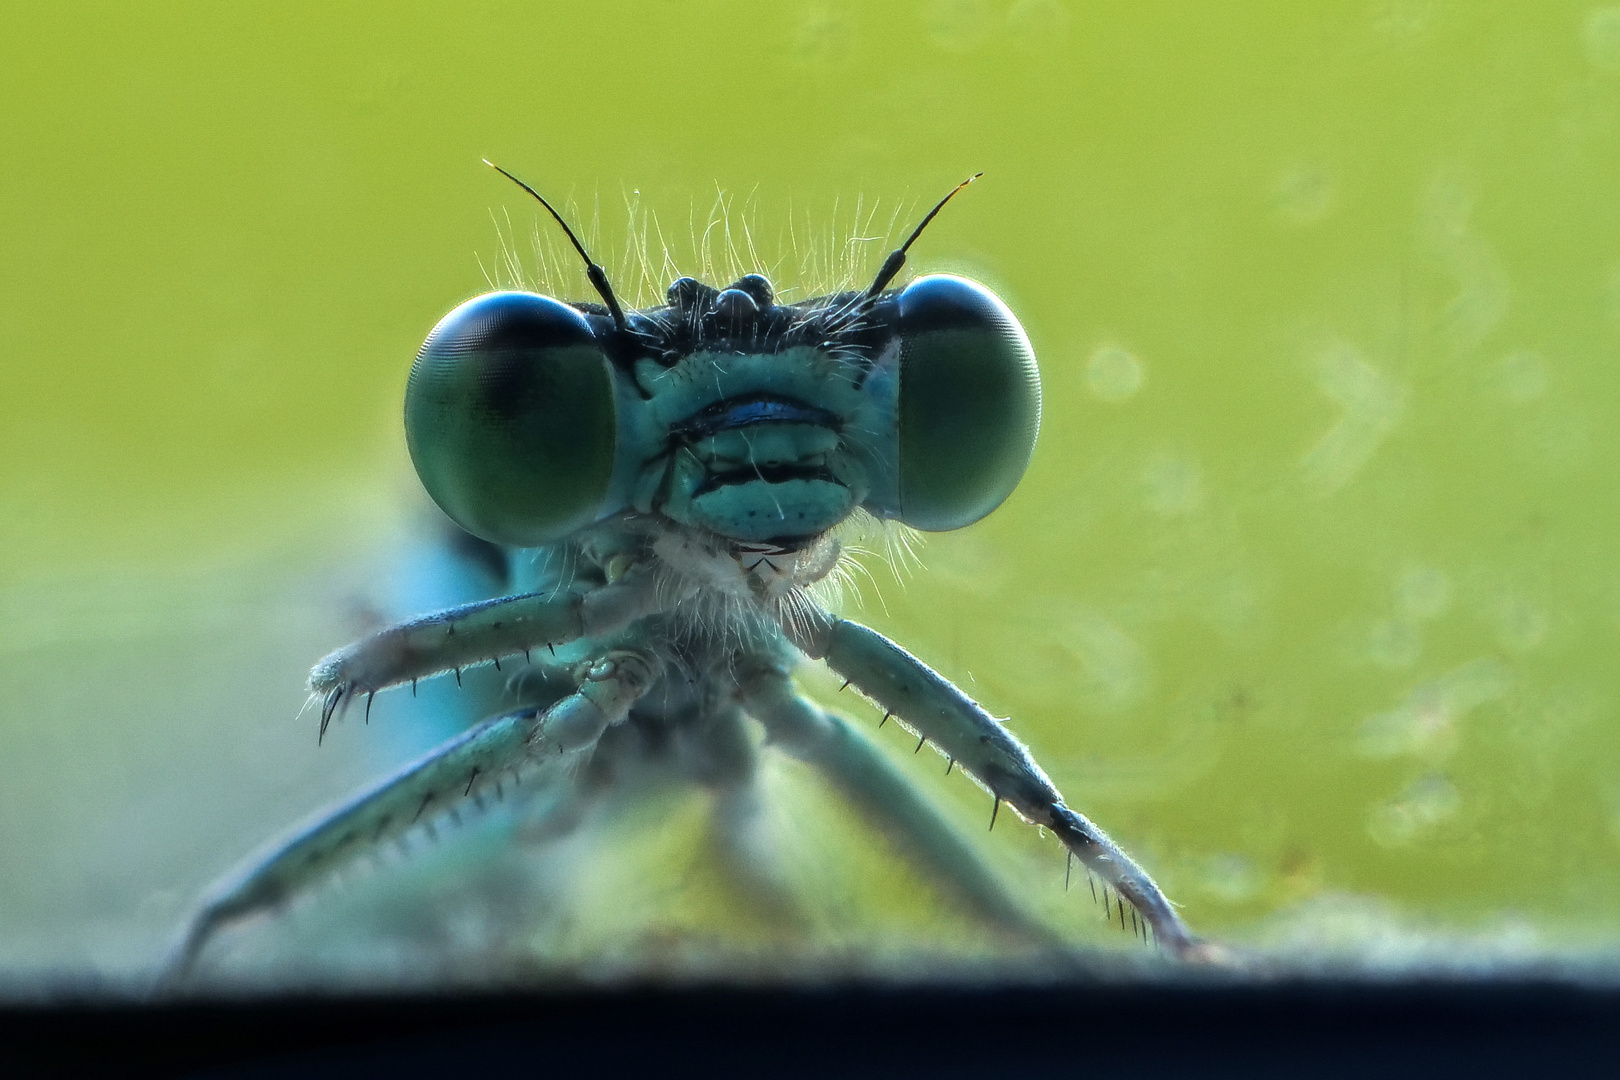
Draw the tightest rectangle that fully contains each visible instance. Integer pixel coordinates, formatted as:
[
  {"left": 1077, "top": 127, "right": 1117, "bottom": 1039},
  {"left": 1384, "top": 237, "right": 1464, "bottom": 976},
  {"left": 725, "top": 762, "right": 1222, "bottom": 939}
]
[
  {"left": 404, "top": 291, "right": 616, "bottom": 546},
  {"left": 895, "top": 275, "right": 1041, "bottom": 531}
]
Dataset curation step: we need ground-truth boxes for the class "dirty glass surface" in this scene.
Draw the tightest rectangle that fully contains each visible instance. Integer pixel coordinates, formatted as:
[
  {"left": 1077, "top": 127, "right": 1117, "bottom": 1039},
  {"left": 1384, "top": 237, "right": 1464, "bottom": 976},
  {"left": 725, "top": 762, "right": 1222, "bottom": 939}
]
[{"left": 2, "top": 1, "right": 1618, "bottom": 992}]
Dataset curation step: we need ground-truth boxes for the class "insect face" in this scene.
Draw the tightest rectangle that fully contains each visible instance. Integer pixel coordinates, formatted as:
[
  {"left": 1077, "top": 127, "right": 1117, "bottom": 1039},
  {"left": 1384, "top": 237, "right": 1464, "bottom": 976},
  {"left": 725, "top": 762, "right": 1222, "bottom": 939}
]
[{"left": 405, "top": 268, "right": 1040, "bottom": 552}]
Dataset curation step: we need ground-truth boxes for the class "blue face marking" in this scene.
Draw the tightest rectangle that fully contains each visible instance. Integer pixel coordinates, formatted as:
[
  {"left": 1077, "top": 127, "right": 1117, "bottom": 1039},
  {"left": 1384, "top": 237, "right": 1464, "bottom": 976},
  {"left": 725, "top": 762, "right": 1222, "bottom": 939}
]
[{"left": 671, "top": 394, "right": 845, "bottom": 441}]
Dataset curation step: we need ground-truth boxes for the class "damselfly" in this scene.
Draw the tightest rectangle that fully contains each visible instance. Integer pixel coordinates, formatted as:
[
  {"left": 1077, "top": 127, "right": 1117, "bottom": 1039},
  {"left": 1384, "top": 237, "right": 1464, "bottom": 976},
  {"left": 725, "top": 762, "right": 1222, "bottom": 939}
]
[{"left": 163, "top": 166, "right": 1204, "bottom": 983}]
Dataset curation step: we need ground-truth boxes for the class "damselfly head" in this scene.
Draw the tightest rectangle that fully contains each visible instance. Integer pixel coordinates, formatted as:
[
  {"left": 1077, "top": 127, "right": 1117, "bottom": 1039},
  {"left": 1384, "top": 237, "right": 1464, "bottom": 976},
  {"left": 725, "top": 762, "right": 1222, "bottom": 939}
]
[{"left": 403, "top": 166, "right": 1041, "bottom": 552}]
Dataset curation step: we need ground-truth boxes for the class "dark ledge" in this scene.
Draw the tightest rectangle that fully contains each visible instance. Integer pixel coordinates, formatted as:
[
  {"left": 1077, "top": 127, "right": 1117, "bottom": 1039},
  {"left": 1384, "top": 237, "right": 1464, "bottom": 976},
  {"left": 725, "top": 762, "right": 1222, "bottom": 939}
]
[{"left": 3, "top": 977, "right": 1620, "bottom": 1079}]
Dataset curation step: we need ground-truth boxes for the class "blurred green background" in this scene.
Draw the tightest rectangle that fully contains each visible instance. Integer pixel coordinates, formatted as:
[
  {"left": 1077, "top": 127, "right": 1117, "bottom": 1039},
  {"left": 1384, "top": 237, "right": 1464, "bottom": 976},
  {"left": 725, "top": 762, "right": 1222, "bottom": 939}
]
[{"left": 4, "top": 0, "right": 1620, "bottom": 985}]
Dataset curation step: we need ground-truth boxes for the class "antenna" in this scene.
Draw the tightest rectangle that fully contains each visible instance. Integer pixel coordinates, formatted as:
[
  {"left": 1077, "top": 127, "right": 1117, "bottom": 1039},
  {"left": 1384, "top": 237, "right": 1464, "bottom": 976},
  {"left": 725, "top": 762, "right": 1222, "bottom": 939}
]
[
  {"left": 483, "top": 160, "right": 629, "bottom": 332},
  {"left": 862, "top": 172, "right": 982, "bottom": 299}
]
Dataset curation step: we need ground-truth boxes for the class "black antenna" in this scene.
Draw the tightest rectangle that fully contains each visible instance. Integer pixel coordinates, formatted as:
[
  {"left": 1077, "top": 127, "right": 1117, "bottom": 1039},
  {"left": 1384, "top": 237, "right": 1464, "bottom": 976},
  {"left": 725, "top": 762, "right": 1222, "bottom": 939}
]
[
  {"left": 483, "top": 159, "right": 629, "bottom": 332},
  {"left": 862, "top": 172, "right": 982, "bottom": 299}
]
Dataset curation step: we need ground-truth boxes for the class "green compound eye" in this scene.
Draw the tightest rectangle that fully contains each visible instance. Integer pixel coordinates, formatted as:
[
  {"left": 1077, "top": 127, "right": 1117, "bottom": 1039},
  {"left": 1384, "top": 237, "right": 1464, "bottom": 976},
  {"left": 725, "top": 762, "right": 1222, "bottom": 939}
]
[
  {"left": 404, "top": 291, "right": 617, "bottom": 546},
  {"left": 895, "top": 274, "right": 1041, "bottom": 532}
]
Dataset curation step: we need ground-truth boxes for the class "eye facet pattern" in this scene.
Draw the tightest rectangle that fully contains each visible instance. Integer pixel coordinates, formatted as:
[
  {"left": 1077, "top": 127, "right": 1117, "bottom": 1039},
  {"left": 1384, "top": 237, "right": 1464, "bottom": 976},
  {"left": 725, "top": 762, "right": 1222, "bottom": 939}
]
[
  {"left": 404, "top": 291, "right": 617, "bottom": 546},
  {"left": 894, "top": 274, "right": 1041, "bottom": 532}
]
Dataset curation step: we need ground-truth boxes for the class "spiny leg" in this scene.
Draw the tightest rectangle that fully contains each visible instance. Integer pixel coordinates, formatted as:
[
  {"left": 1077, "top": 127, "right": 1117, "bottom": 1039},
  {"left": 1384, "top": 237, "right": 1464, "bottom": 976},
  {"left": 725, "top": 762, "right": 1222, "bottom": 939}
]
[
  {"left": 159, "top": 649, "right": 661, "bottom": 988},
  {"left": 309, "top": 567, "right": 684, "bottom": 739},
  {"left": 788, "top": 613, "right": 1203, "bottom": 959},
  {"left": 739, "top": 667, "right": 1062, "bottom": 948}
]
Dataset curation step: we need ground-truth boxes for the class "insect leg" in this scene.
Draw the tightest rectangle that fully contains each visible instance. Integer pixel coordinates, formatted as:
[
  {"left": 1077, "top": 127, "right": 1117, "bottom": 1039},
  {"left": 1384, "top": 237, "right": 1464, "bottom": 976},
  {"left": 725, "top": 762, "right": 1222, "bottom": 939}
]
[
  {"left": 789, "top": 615, "right": 1203, "bottom": 960},
  {"left": 739, "top": 667, "right": 1062, "bottom": 947},
  {"left": 688, "top": 704, "right": 808, "bottom": 929},
  {"left": 309, "top": 567, "right": 682, "bottom": 728},
  {"left": 159, "top": 648, "right": 660, "bottom": 989}
]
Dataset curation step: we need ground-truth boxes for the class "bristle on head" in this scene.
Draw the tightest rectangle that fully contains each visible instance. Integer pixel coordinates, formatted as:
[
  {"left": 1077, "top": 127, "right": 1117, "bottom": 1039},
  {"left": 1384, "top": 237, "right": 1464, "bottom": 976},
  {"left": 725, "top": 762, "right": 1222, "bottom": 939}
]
[{"left": 484, "top": 187, "right": 938, "bottom": 312}]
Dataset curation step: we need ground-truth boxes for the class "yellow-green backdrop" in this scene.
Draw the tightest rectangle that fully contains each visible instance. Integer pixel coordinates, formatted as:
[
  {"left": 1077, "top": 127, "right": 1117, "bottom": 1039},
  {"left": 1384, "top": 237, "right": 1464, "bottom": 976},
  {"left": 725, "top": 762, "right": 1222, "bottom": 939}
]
[{"left": 3, "top": 1, "right": 1619, "bottom": 983}]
